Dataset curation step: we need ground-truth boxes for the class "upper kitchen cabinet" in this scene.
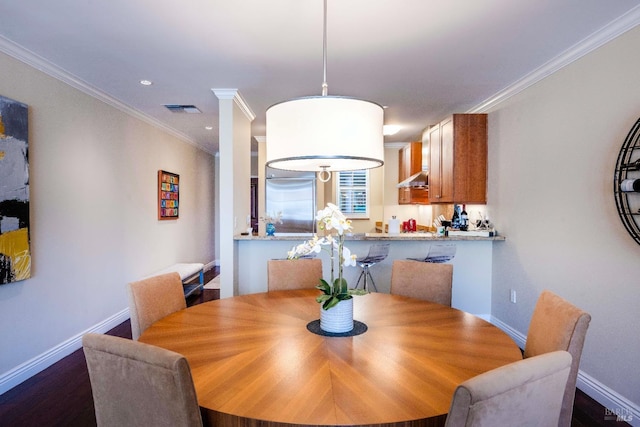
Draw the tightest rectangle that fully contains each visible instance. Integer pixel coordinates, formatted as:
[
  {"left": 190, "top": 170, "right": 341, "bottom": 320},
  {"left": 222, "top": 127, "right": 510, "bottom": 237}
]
[
  {"left": 398, "top": 142, "right": 429, "bottom": 205},
  {"left": 425, "top": 114, "right": 487, "bottom": 204}
]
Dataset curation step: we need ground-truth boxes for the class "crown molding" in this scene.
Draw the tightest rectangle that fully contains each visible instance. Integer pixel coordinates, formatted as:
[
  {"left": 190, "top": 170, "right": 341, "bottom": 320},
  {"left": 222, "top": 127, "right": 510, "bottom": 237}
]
[
  {"left": 385, "top": 142, "right": 410, "bottom": 149},
  {"left": 212, "top": 88, "right": 256, "bottom": 122},
  {"left": 469, "top": 5, "right": 640, "bottom": 113},
  {"left": 0, "top": 35, "right": 217, "bottom": 155}
]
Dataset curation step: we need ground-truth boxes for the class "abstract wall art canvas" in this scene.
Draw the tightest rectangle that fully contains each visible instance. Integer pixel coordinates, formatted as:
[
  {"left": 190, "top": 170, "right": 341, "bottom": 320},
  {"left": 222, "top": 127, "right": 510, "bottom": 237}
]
[
  {"left": 158, "top": 170, "right": 179, "bottom": 220},
  {"left": 0, "top": 95, "right": 30, "bottom": 284}
]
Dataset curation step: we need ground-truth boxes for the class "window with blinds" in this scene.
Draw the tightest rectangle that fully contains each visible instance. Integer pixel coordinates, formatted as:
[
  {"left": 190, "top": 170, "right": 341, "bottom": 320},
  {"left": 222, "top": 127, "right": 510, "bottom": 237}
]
[{"left": 336, "top": 170, "right": 369, "bottom": 218}]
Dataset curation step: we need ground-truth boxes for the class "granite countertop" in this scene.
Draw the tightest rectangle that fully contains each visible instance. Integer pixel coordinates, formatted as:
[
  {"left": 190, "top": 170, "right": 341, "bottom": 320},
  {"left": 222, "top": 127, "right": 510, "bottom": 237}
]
[{"left": 235, "top": 232, "right": 505, "bottom": 241}]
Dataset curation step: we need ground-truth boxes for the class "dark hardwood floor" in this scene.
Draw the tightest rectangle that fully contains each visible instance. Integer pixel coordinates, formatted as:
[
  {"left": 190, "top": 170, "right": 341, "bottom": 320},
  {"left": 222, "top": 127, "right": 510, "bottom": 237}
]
[{"left": 0, "top": 269, "right": 627, "bottom": 426}]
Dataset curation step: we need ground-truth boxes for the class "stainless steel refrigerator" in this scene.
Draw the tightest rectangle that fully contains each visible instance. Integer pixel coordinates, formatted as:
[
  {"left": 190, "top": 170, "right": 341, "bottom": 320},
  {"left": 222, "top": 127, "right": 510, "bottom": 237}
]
[{"left": 265, "top": 168, "right": 316, "bottom": 234}]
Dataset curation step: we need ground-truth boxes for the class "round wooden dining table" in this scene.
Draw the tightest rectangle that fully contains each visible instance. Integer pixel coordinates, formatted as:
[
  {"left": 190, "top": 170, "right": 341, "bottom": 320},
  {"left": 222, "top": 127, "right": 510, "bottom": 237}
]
[{"left": 139, "top": 289, "right": 522, "bottom": 427}]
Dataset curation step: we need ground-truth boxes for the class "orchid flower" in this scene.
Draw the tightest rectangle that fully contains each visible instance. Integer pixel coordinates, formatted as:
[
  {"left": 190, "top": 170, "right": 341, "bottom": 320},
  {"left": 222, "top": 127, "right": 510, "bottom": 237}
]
[{"left": 287, "top": 203, "right": 365, "bottom": 310}]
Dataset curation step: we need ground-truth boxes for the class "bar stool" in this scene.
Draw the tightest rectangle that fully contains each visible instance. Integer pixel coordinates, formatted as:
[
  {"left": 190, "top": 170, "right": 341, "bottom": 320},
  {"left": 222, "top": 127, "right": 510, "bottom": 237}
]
[
  {"left": 408, "top": 243, "right": 456, "bottom": 263},
  {"left": 355, "top": 243, "right": 390, "bottom": 292}
]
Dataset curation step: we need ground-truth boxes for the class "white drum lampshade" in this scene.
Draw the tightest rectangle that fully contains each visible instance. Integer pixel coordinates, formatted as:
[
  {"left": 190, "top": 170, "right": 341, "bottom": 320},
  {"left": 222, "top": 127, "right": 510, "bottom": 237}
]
[{"left": 266, "top": 96, "right": 384, "bottom": 173}]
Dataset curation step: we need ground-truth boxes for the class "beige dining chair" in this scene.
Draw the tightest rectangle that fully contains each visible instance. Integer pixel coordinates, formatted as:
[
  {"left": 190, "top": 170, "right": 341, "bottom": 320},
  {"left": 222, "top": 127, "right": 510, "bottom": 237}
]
[
  {"left": 82, "top": 333, "right": 203, "bottom": 427},
  {"left": 444, "top": 350, "right": 572, "bottom": 427},
  {"left": 390, "top": 260, "right": 453, "bottom": 306},
  {"left": 524, "top": 290, "right": 591, "bottom": 427},
  {"left": 267, "top": 258, "right": 323, "bottom": 291},
  {"left": 127, "top": 272, "right": 186, "bottom": 340}
]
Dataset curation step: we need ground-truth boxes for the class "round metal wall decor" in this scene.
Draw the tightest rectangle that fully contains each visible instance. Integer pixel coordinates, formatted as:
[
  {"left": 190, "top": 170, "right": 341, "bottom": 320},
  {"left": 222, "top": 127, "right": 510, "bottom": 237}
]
[{"left": 614, "top": 117, "right": 640, "bottom": 244}]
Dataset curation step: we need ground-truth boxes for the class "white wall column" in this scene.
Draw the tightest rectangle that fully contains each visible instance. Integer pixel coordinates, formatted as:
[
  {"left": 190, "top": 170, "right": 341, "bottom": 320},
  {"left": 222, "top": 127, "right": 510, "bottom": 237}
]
[
  {"left": 255, "top": 136, "right": 266, "bottom": 236},
  {"left": 213, "top": 89, "right": 255, "bottom": 298}
]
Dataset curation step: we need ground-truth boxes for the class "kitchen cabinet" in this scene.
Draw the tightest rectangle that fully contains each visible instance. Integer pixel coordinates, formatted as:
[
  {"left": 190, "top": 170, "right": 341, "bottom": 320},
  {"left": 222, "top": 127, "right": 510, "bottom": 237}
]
[
  {"left": 398, "top": 142, "right": 429, "bottom": 204},
  {"left": 425, "top": 114, "right": 487, "bottom": 204}
]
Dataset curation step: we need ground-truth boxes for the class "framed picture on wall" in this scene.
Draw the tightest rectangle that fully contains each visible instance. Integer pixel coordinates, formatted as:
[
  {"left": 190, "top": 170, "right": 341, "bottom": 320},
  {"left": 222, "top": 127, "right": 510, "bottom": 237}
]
[
  {"left": 0, "top": 95, "right": 31, "bottom": 284},
  {"left": 158, "top": 170, "right": 179, "bottom": 220}
]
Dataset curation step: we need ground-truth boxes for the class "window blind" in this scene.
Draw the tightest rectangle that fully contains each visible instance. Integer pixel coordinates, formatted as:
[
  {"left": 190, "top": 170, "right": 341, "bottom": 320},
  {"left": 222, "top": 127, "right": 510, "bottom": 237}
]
[{"left": 336, "top": 170, "right": 369, "bottom": 218}]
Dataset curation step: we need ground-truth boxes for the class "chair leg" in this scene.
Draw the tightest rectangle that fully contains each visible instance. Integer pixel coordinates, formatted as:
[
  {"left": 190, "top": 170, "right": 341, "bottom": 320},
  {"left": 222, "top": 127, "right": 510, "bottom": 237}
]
[
  {"left": 356, "top": 269, "right": 366, "bottom": 289},
  {"left": 356, "top": 264, "right": 379, "bottom": 292},
  {"left": 364, "top": 267, "right": 378, "bottom": 292}
]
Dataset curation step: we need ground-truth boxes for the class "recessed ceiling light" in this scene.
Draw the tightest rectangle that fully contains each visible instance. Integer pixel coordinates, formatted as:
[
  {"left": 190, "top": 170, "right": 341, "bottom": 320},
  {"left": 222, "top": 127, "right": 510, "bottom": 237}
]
[
  {"left": 205, "top": 126, "right": 213, "bottom": 130},
  {"left": 139, "top": 79, "right": 153, "bottom": 86}
]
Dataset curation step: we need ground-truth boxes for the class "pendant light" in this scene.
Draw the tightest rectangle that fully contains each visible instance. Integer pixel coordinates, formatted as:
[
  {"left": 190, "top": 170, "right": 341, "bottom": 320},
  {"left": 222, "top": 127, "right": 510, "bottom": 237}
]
[{"left": 266, "top": 0, "right": 384, "bottom": 182}]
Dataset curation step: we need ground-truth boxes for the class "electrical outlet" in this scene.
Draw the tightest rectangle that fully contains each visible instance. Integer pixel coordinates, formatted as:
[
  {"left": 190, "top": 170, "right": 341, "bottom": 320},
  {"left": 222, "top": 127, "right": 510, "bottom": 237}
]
[{"left": 510, "top": 289, "right": 517, "bottom": 304}]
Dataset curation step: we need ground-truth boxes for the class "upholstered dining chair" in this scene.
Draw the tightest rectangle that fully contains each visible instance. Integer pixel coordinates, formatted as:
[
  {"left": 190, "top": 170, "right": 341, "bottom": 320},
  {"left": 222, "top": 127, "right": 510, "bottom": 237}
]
[
  {"left": 127, "top": 272, "right": 186, "bottom": 340},
  {"left": 444, "top": 350, "right": 572, "bottom": 427},
  {"left": 390, "top": 260, "right": 453, "bottom": 306},
  {"left": 267, "top": 258, "right": 323, "bottom": 291},
  {"left": 82, "top": 333, "right": 202, "bottom": 427},
  {"left": 524, "top": 290, "right": 591, "bottom": 427}
]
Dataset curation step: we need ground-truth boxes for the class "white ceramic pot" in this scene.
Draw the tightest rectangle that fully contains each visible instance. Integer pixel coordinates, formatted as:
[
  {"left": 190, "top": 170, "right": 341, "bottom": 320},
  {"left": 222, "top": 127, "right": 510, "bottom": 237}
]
[{"left": 320, "top": 298, "right": 354, "bottom": 333}]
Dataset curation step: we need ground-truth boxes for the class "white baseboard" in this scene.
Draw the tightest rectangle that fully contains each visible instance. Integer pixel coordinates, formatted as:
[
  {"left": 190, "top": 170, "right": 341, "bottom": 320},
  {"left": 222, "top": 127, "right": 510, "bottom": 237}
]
[
  {"left": 490, "top": 316, "right": 639, "bottom": 426},
  {"left": 489, "top": 316, "right": 527, "bottom": 349},
  {"left": 1, "top": 259, "right": 219, "bottom": 396},
  {"left": 578, "top": 371, "right": 639, "bottom": 426},
  {"left": 0, "top": 308, "right": 130, "bottom": 395}
]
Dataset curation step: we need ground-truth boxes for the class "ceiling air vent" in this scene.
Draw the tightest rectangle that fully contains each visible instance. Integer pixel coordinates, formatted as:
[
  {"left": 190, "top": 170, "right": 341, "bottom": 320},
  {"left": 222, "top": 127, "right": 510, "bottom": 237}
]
[{"left": 164, "top": 104, "right": 201, "bottom": 113}]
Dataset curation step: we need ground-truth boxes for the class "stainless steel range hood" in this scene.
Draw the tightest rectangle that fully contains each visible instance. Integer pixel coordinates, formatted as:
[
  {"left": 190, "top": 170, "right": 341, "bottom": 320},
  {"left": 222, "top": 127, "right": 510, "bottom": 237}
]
[{"left": 397, "top": 171, "right": 429, "bottom": 188}]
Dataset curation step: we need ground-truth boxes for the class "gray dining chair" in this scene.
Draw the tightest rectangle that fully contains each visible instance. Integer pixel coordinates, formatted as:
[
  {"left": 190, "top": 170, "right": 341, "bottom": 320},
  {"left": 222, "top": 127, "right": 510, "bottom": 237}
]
[
  {"left": 127, "top": 272, "right": 186, "bottom": 340},
  {"left": 524, "top": 290, "right": 591, "bottom": 427},
  {"left": 390, "top": 260, "right": 453, "bottom": 306},
  {"left": 82, "top": 333, "right": 203, "bottom": 427},
  {"left": 445, "top": 350, "right": 572, "bottom": 427},
  {"left": 267, "top": 258, "right": 323, "bottom": 291}
]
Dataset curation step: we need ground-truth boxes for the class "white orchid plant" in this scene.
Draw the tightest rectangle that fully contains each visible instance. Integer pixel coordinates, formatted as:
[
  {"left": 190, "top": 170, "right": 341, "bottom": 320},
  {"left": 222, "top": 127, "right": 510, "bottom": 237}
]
[{"left": 287, "top": 203, "right": 366, "bottom": 310}]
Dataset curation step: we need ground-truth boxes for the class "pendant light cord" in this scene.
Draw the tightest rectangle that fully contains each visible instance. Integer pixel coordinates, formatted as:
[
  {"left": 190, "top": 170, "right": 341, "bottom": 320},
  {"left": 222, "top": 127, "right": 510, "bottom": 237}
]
[
  {"left": 322, "top": 0, "right": 328, "bottom": 96},
  {"left": 318, "top": 0, "right": 331, "bottom": 183}
]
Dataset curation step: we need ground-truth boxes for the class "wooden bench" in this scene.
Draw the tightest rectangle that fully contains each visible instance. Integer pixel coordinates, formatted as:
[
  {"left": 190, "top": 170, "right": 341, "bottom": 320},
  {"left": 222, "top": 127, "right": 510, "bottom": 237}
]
[{"left": 150, "top": 263, "right": 204, "bottom": 298}]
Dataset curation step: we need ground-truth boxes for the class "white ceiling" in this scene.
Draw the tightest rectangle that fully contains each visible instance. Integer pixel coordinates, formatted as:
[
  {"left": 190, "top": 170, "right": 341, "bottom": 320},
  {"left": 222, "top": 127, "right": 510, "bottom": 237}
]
[{"left": 1, "top": 0, "right": 639, "bottom": 154}]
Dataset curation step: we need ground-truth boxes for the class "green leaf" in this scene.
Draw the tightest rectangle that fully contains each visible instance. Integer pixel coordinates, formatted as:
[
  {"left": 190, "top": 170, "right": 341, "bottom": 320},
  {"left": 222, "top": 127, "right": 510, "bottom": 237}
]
[
  {"left": 333, "top": 277, "right": 349, "bottom": 296},
  {"left": 348, "top": 289, "right": 369, "bottom": 296},
  {"left": 322, "top": 296, "right": 341, "bottom": 310},
  {"left": 315, "top": 279, "right": 331, "bottom": 295},
  {"left": 316, "top": 294, "right": 331, "bottom": 304}
]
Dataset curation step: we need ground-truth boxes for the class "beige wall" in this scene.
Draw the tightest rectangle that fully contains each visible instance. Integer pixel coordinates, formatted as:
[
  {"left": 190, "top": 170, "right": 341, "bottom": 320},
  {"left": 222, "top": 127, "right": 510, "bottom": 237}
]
[
  {"left": 487, "top": 25, "right": 640, "bottom": 411},
  {"left": 0, "top": 51, "right": 216, "bottom": 390}
]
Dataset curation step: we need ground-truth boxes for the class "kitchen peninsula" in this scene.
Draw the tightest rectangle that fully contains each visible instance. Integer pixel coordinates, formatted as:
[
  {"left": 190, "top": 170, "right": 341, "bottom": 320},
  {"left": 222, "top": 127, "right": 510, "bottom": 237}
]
[{"left": 235, "top": 232, "right": 504, "bottom": 318}]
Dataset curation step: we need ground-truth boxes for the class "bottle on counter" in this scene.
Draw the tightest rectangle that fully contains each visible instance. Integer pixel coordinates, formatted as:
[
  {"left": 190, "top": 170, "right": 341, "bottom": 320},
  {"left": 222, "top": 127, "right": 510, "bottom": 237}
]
[
  {"left": 460, "top": 204, "right": 468, "bottom": 231},
  {"left": 451, "top": 204, "right": 460, "bottom": 229},
  {"left": 620, "top": 178, "right": 640, "bottom": 192}
]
